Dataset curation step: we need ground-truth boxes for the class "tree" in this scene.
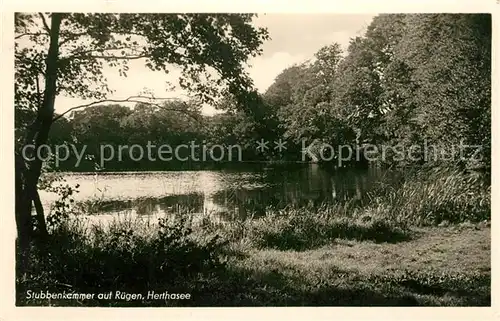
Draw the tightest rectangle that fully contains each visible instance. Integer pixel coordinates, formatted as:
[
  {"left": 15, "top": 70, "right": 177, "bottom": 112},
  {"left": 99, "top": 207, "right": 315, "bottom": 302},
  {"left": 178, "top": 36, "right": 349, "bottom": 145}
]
[
  {"left": 266, "top": 44, "right": 356, "bottom": 162},
  {"left": 328, "top": 14, "right": 490, "bottom": 168},
  {"left": 333, "top": 36, "right": 385, "bottom": 145},
  {"left": 247, "top": 13, "right": 491, "bottom": 169},
  {"left": 393, "top": 14, "right": 491, "bottom": 167},
  {"left": 361, "top": 14, "right": 414, "bottom": 145},
  {"left": 14, "top": 13, "right": 269, "bottom": 256},
  {"left": 282, "top": 43, "right": 347, "bottom": 145}
]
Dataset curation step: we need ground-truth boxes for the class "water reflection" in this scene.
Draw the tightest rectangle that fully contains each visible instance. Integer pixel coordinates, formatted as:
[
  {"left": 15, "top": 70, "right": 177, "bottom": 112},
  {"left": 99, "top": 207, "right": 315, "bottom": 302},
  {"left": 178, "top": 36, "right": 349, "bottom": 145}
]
[{"left": 40, "top": 165, "right": 393, "bottom": 223}]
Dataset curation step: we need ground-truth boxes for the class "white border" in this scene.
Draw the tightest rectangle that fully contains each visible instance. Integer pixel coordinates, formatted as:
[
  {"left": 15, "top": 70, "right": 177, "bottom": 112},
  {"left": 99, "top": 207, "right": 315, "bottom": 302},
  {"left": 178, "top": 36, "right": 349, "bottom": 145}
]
[{"left": 1, "top": 1, "right": 498, "bottom": 320}]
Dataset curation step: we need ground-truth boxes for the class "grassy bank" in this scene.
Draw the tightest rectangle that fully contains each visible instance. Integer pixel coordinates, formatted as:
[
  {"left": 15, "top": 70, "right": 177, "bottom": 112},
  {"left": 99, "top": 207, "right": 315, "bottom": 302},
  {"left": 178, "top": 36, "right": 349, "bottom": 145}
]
[{"left": 17, "top": 168, "right": 490, "bottom": 306}]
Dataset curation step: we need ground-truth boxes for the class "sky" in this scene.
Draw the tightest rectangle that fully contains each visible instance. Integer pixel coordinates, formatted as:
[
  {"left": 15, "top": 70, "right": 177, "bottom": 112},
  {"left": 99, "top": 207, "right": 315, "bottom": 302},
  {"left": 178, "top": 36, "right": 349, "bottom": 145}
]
[{"left": 55, "top": 14, "right": 377, "bottom": 116}]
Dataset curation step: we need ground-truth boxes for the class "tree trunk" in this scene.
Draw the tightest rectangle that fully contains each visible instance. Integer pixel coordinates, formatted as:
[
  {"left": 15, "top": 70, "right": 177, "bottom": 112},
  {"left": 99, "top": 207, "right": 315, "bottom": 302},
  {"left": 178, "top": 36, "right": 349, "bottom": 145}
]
[
  {"left": 16, "top": 13, "right": 63, "bottom": 263},
  {"left": 33, "top": 190, "right": 48, "bottom": 238},
  {"left": 15, "top": 153, "right": 32, "bottom": 273}
]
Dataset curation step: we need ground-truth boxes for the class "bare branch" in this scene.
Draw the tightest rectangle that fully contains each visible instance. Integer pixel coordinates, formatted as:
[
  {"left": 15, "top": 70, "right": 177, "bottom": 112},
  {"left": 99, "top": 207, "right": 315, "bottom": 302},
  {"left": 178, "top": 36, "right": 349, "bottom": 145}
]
[
  {"left": 35, "top": 76, "right": 42, "bottom": 110},
  {"left": 59, "top": 30, "right": 145, "bottom": 47},
  {"left": 63, "top": 46, "right": 147, "bottom": 60},
  {"left": 90, "top": 54, "right": 149, "bottom": 60},
  {"left": 59, "top": 32, "right": 89, "bottom": 46},
  {"left": 15, "top": 32, "right": 49, "bottom": 40},
  {"left": 38, "top": 13, "right": 51, "bottom": 33},
  {"left": 52, "top": 96, "right": 202, "bottom": 124}
]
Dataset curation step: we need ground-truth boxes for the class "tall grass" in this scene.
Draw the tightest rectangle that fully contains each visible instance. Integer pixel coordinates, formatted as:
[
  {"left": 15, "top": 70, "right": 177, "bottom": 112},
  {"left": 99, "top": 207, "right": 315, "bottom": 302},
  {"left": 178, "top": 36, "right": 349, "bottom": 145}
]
[
  {"left": 17, "top": 212, "right": 228, "bottom": 306},
  {"left": 17, "top": 167, "right": 490, "bottom": 305},
  {"left": 243, "top": 209, "right": 410, "bottom": 250},
  {"left": 197, "top": 167, "right": 490, "bottom": 250},
  {"left": 363, "top": 167, "right": 490, "bottom": 226}
]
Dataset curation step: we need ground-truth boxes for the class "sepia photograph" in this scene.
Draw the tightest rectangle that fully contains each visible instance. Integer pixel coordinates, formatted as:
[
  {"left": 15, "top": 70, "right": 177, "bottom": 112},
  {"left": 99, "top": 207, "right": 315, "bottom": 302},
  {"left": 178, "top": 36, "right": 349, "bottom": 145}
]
[{"left": 9, "top": 7, "right": 492, "bottom": 310}]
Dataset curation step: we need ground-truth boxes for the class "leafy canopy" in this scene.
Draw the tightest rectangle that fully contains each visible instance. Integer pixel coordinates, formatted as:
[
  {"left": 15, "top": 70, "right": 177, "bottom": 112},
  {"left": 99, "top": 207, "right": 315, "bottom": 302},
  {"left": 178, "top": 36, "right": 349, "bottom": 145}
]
[{"left": 15, "top": 13, "right": 269, "bottom": 114}]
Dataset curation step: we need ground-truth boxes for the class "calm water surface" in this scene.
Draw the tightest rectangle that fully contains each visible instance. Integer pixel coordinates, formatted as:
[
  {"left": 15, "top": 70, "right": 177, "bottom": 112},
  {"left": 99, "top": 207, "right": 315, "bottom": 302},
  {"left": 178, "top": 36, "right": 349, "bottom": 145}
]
[{"left": 40, "top": 164, "right": 396, "bottom": 225}]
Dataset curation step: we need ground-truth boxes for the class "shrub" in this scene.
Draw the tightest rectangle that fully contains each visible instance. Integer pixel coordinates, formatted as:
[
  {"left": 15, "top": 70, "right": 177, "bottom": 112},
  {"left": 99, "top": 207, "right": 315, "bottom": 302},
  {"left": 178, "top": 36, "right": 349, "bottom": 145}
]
[
  {"left": 17, "top": 213, "right": 228, "bottom": 306},
  {"left": 244, "top": 208, "right": 410, "bottom": 251},
  {"left": 365, "top": 167, "right": 490, "bottom": 226}
]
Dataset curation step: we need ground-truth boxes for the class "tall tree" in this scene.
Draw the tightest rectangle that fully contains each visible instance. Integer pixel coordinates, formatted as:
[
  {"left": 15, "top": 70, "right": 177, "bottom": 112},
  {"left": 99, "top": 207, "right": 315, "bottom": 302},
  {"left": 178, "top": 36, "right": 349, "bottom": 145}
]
[
  {"left": 394, "top": 14, "right": 491, "bottom": 167},
  {"left": 15, "top": 13, "right": 268, "bottom": 254}
]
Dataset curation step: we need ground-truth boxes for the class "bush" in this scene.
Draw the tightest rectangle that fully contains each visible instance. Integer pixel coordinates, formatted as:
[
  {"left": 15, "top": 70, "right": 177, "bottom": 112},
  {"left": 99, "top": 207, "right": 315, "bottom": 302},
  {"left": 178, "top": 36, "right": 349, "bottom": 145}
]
[
  {"left": 365, "top": 167, "right": 490, "bottom": 226},
  {"left": 244, "top": 208, "right": 410, "bottom": 251},
  {"left": 17, "top": 213, "right": 228, "bottom": 306}
]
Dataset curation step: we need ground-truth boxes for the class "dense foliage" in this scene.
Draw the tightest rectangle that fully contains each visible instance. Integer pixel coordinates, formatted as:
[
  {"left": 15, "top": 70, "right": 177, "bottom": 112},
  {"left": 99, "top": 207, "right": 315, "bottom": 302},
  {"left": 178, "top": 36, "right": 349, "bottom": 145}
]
[
  {"left": 14, "top": 12, "right": 268, "bottom": 255},
  {"left": 28, "top": 13, "right": 491, "bottom": 172},
  {"left": 14, "top": 13, "right": 491, "bottom": 308}
]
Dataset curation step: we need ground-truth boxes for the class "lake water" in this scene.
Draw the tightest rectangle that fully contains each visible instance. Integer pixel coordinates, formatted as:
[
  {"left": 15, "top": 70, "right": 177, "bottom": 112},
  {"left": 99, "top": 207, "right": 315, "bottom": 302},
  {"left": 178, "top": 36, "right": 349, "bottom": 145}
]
[{"left": 40, "top": 164, "right": 395, "bottom": 225}]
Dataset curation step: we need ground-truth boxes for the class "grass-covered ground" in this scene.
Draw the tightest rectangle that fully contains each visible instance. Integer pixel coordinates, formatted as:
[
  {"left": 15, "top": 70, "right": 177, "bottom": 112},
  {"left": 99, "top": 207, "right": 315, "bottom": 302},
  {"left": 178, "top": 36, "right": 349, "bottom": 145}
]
[
  {"left": 16, "top": 167, "right": 491, "bottom": 306},
  {"left": 216, "top": 224, "right": 490, "bottom": 306}
]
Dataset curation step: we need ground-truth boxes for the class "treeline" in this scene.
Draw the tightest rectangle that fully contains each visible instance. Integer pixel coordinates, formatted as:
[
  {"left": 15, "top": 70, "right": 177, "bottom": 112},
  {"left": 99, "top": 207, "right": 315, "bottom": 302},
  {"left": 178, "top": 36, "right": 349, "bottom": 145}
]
[
  {"left": 46, "top": 102, "right": 256, "bottom": 171},
  {"left": 17, "top": 14, "right": 491, "bottom": 172},
  {"left": 252, "top": 13, "right": 491, "bottom": 170}
]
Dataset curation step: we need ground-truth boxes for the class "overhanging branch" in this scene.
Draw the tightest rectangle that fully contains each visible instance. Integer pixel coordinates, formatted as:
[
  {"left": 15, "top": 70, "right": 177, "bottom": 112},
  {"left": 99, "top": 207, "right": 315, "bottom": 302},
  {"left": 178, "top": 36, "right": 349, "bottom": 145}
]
[
  {"left": 90, "top": 54, "right": 149, "bottom": 60},
  {"left": 59, "top": 32, "right": 89, "bottom": 46},
  {"left": 63, "top": 46, "right": 148, "bottom": 60},
  {"left": 38, "top": 13, "right": 51, "bottom": 33},
  {"left": 52, "top": 96, "right": 203, "bottom": 124},
  {"left": 15, "top": 32, "right": 49, "bottom": 40}
]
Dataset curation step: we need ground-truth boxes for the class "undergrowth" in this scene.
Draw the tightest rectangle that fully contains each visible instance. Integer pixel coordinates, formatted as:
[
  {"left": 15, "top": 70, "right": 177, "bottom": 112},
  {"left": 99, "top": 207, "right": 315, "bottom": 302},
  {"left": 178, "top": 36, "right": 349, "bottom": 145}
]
[{"left": 17, "top": 166, "right": 490, "bottom": 306}]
